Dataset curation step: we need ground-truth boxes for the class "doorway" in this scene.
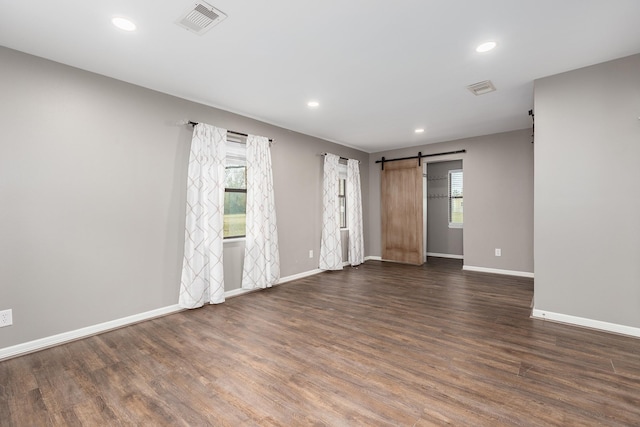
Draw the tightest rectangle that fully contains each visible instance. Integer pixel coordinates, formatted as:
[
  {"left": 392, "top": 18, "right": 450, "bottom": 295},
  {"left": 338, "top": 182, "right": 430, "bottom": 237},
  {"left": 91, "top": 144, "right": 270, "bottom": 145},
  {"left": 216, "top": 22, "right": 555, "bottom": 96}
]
[{"left": 424, "top": 160, "right": 464, "bottom": 262}]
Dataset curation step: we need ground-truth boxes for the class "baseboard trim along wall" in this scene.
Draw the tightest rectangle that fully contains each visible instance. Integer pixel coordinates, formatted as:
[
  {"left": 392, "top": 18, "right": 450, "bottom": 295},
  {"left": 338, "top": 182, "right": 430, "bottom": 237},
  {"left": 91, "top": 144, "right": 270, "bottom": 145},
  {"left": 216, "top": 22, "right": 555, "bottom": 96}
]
[
  {"left": 0, "top": 258, "right": 406, "bottom": 360},
  {"left": 279, "top": 268, "right": 325, "bottom": 284},
  {"left": 225, "top": 267, "right": 326, "bottom": 299},
  {"left": 0, "top": 305, "right": 183, "bottom": 361},
  {"left": 426, "top": 252, "right": 464, "bottom": 260},
  {"left": 531, "top": 309, "right": 640, "bottom": 338},
  {"left": 0, "top": 266, "right": 332, "bottom": 361},
  {"left": 462, "top": 265, "right": 534, "bottom": 278}
]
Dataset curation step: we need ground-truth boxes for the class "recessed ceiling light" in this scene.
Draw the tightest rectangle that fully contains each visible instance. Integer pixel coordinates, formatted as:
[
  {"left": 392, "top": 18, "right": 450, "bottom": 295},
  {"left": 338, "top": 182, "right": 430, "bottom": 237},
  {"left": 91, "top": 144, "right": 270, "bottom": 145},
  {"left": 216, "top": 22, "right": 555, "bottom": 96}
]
[
  {"left": 415, "top": 128, "right": 425, "bottom": 134},
  {"left": 112, "top": 17, "right": 137, "bottom": 32},
  {"left": 307, "top": 101, "right": 320, "bottom": 108},
  {"left": 476, "top": 41, "right": 497, "bottom": 53}
]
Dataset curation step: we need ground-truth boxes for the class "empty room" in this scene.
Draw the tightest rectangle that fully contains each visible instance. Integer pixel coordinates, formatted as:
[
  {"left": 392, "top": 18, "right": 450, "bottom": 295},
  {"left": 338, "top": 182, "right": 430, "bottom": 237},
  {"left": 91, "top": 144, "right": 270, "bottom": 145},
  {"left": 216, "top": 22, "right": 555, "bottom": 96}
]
[{"left": 1, "top": 1, "right": 639, "bottom": 425}]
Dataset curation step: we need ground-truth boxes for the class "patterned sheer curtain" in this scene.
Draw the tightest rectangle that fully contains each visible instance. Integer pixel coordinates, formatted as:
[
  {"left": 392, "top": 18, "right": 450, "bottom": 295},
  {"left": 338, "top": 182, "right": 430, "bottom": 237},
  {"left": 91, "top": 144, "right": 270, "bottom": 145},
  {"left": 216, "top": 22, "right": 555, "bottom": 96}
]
[
  {"left": 347, "top": 159, "right": 364, "bottom": 266},
  {"left": 319, "top": 153, "right": 343, "bottom": 270},
  {"left": 179, "top": 124, "right": 227, "bottom": 308},
  {"left": 242, "top": 135, "right": 281, "bottom": 289}
]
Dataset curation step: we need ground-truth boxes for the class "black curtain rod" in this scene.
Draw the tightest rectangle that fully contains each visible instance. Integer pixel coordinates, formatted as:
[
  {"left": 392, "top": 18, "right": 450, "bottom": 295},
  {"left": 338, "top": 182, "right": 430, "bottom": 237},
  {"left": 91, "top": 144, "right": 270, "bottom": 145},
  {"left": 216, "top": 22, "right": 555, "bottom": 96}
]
[
  {"left": 320, "top": 152, "right": 355, "bottom": 163},
  {"left": 188, "top": 121, "right": 273, "bottom": 143}
]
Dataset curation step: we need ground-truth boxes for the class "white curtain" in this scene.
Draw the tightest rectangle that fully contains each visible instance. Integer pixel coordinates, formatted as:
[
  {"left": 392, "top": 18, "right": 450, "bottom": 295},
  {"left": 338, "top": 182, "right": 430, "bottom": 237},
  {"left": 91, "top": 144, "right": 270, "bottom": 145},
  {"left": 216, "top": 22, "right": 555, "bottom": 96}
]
[
  {"left": 179, "top": 124, "right": 227, "bottom": 308},
  {"left": 242, "top": 135, "right": 281, "bottom": 289},
  {"left": 319, "top": 153, "right": 343, "bottom": 270},
  {"left": 347, "top": 159, "right": 364, "bottom": 266}
]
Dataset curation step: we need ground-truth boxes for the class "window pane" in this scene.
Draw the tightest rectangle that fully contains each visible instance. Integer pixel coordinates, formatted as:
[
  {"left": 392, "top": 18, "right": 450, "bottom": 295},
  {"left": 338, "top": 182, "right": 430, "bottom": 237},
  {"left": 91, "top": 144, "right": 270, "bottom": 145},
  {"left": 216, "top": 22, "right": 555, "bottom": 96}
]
[
  {"left": 449, "top": 171, "right": 463, "bottom": 197},
  {"left": 225, "top": 166, "right": 246, "bottom": 189},
  {"left": 448, "top": 170, "right": 463, "bottom": 225},
  {"left": 338, "top": 177, "right": 347, "bottom": 228},
  {"left": 224, "top": 191, "right": 246, "bottom": 238},
  {"left": 339, "top": 196, "right": 346, "bottom": 228},
  {"left": 450, "top": 198, "right": 463, "bottom": 224}
]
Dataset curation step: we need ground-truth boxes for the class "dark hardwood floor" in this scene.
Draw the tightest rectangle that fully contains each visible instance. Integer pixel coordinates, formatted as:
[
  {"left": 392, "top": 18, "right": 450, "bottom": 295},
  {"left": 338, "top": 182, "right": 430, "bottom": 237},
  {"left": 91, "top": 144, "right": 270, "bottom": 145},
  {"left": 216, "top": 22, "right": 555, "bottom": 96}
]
[{"left": 2, "top": 258, "right": 640, "bottom": 426}]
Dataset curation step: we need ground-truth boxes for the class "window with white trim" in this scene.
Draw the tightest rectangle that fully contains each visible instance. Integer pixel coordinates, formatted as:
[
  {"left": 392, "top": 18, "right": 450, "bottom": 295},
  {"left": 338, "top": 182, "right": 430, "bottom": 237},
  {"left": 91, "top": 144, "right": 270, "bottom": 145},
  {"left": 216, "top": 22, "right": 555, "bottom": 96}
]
[
  {"left": 448, "top": 169, "right": 463, "bottom": 228},
  {"left": 338, "top": 162, "right": 347, "bottom": 229},
  {"left": 224, "top": 139, "right": 246, "bottom": 238}
]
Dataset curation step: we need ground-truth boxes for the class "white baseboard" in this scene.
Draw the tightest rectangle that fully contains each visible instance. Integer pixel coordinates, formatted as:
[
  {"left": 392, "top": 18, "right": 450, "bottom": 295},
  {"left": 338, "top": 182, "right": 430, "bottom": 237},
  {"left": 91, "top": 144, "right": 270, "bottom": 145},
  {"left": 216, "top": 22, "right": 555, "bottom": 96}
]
[
  {"left": 225, "top": 268, "right": 327, "bottom": 298},
  {"left": 0, "top": 260, "right": 406, "bottom": 361},
  {"left": 426, "top": 252, "right": 464, "bottom": 260},
  {"left": 365, "top": 256, "right": 382, "bottom": 261},
  {"left": 224, "top": 287, "right": 255, "bottom": 298},
  {"left": 0, "top": 267, "right": 332, "bottom": 361},
  {"left": 278, "top": 268, "right": 325, "bottom": 284},
  {"left": 462, "top": 265, "right": 534, "bottom": 278},
  {"left": 0, "top": 305, "right": 182, "bottom": 361},
  {"left": 531, "top": 308, "right": 640, "bottom": 338}
]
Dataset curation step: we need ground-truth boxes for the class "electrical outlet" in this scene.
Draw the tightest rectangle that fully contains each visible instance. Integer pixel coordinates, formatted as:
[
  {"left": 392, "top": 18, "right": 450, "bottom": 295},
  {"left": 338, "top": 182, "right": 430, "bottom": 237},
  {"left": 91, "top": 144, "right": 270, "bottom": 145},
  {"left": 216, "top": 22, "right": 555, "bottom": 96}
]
[
  {"left": 0, "top": 309, "right": 12, "bottom": 327},
  {"left": 495, "top": 248, "right": 501, "bottom": 257},
  {"left": 308, "top": 250, "right": 313, "bottom": 258}
]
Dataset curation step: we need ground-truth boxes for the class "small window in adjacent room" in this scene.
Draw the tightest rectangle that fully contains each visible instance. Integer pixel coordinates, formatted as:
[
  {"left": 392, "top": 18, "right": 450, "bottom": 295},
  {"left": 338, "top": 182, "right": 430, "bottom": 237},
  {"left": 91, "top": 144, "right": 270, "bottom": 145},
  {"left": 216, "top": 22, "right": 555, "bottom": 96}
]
[
  {"left": 448, "top": 169, "right": 463, "bottom": 228},
  {"left": 224, "top": 138, "right": 247, "bottom": 238},
  {"left": 338, "top": 162, "right": 347, "bottom": 229}
]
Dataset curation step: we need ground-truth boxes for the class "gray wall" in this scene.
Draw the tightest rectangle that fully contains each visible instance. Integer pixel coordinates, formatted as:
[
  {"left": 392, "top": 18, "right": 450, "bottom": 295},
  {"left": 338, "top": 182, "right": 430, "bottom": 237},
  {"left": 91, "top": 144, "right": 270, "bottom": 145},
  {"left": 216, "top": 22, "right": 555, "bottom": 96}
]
[
  {"left": 534, "top": 54, "right": 640, "bottom": 327},
  {"left": 0, "top": 46, "right": 369, "bottom": 349},
  {"left": 426, "top": 160, "right": 463, "bottom": 257},
  {"left": 368, "top": 129, "right": 533, "bottom": 273}
]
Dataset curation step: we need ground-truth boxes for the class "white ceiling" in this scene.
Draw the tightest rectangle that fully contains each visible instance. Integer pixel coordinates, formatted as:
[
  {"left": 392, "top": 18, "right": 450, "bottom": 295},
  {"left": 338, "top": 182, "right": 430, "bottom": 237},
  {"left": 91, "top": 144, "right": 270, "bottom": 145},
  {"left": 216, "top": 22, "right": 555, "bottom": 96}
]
[{"left": 1, "top": 1, "right": 639, "bottom": 153}]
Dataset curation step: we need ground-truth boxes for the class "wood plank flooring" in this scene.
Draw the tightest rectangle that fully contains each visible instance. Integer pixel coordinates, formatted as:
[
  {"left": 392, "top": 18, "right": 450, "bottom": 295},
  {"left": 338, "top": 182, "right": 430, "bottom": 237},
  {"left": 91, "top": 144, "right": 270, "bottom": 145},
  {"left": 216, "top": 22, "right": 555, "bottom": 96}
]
[{"left": 2, "top": 258, "right": 640, "bottom": 426}]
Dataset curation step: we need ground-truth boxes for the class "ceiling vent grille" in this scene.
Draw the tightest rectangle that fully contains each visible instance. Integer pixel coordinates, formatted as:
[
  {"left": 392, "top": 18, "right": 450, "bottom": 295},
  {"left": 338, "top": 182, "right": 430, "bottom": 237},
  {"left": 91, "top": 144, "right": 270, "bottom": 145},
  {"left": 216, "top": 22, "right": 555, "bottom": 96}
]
[
  {"left": 176, "top": 2, "right": 227, "bottom": 35},
  {"left": 466, "top": 80, "right": 496, "bottom": 96}
]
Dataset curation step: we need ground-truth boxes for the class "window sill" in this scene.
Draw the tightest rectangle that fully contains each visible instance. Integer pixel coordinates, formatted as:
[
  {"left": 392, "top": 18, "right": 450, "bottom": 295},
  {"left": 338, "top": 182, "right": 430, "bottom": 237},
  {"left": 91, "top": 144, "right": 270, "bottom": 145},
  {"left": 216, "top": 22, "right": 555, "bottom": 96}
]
[
  {"left": 223, "top": 237, "right": 246, "bottom": 244},
  {"left": 448, "top": 223, "right": 463, "bottom": 229}
]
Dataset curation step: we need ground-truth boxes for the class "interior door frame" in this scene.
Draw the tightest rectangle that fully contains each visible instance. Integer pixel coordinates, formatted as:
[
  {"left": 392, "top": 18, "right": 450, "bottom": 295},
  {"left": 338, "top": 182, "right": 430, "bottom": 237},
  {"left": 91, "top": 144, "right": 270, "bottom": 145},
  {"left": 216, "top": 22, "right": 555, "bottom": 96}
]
[{"left": 423, "top": 157, "right": 465, "bottom": 263}]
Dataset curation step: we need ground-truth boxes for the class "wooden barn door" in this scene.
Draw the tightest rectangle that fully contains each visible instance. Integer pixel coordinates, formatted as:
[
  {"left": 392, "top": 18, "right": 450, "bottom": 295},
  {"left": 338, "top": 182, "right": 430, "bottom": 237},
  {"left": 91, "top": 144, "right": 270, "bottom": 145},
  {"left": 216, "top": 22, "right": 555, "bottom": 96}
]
[{"left": 381, "top": 159, "right": 424, "bottom": 265}]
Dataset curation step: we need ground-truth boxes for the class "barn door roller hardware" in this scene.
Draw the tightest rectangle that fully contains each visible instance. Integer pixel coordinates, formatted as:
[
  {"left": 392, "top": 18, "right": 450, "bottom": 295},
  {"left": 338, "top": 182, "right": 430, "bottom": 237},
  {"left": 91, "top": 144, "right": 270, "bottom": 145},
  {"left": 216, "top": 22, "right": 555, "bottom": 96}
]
[{"left": 375, "top": 150, "right": 466, "bottom": 170}]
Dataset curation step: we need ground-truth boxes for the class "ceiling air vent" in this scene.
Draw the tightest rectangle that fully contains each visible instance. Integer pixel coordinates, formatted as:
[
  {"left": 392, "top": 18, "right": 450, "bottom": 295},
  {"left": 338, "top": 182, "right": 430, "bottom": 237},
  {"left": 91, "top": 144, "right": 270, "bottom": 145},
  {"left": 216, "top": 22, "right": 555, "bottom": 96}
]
[
  {"left": 466, "top": 80, "right": 496, "bottom": 96},
  {"left": 176, "top": 2, "right": 227, "bottom": 35}
]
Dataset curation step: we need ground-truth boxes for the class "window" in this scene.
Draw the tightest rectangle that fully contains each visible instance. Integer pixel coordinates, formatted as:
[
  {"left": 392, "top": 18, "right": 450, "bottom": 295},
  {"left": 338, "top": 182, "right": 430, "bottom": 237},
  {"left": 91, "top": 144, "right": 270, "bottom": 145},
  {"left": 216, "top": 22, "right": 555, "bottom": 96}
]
[
  {"left": 224, "top": 139, "right": 246, "bottom": 238},
  {"left": 448, "top": 169, "right": 463, "bottom": 228},
  {"left": 338, "top": 163, "right": 347, "bottom": 229}
]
